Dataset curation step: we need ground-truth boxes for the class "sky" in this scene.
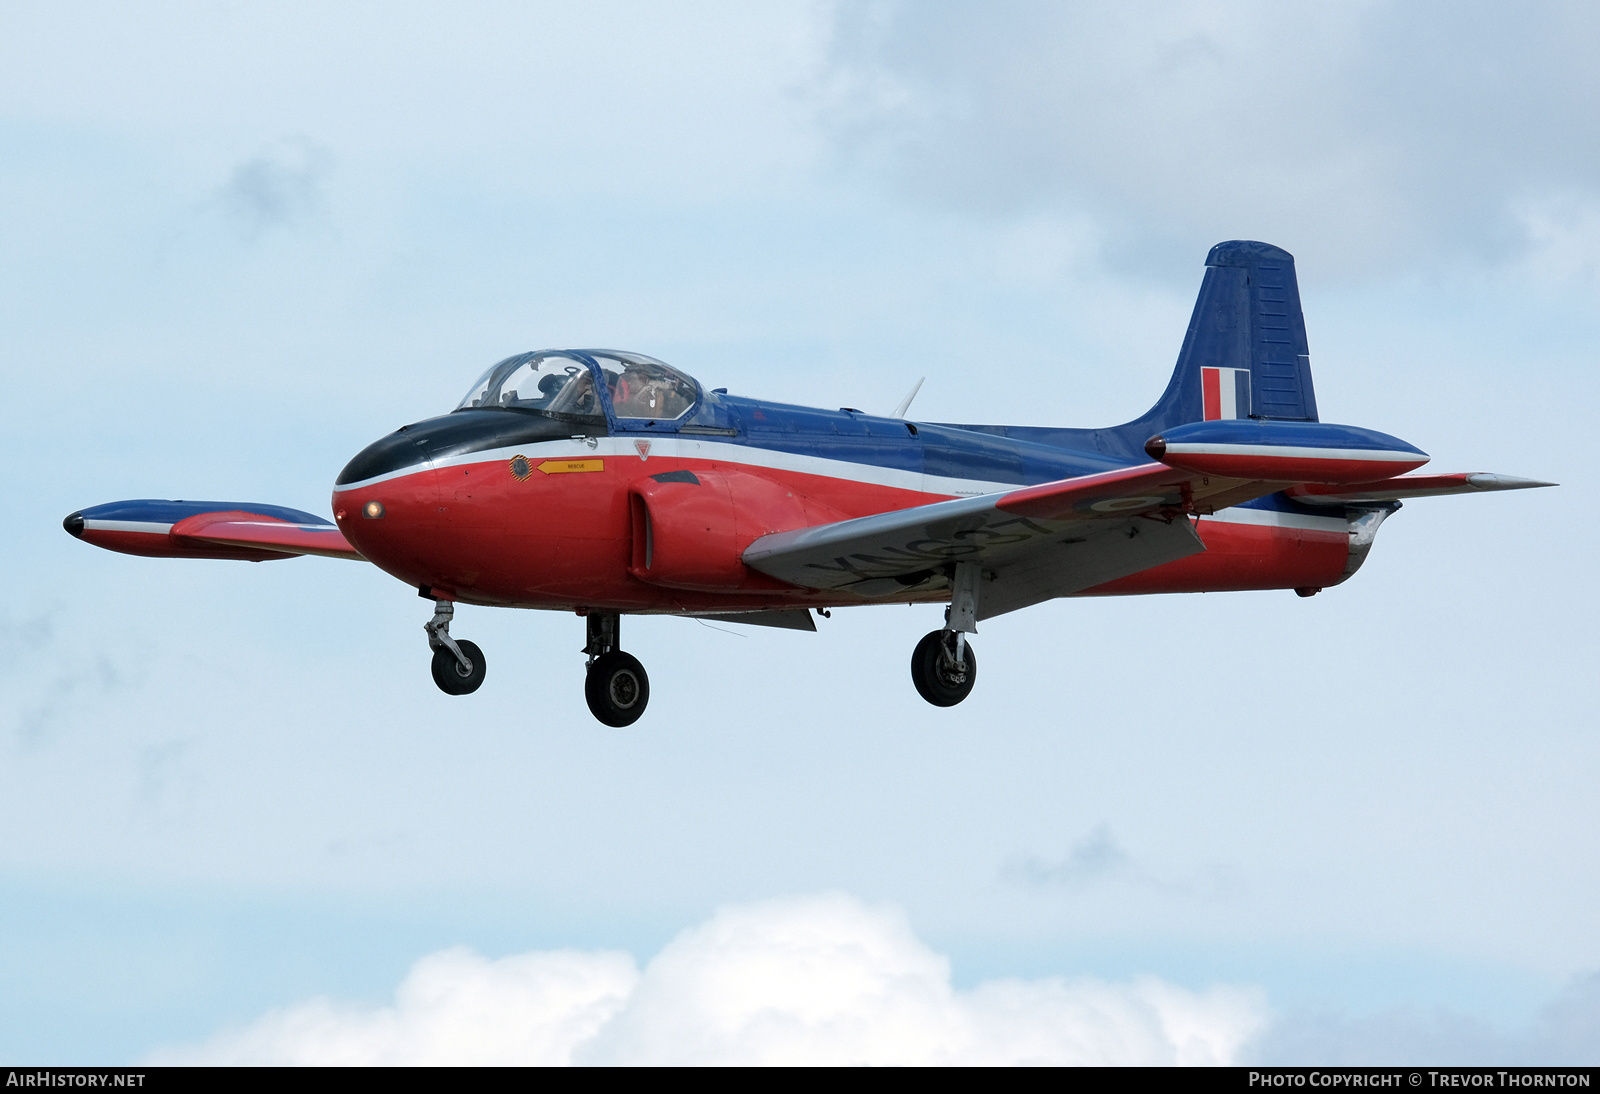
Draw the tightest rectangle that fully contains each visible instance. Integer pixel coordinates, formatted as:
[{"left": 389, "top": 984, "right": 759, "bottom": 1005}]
[{"left": 0, "top": 0, "right": 1596, "bottom": 1066}]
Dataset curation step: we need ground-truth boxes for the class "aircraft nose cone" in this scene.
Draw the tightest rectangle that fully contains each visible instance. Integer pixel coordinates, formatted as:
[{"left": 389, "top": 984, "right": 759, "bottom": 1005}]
[{"left": 63, "top": 511, "right": 85, "bottom": 538}]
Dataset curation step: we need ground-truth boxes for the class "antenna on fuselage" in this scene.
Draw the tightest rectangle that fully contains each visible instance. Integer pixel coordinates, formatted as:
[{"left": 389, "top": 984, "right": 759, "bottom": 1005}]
[{"left": 891, "top": 377, "right": 926, "bottom": 419}]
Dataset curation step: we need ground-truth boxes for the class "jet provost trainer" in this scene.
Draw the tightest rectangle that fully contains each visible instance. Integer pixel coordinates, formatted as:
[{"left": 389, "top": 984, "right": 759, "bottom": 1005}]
[{"left": 65, "top": 241, "right": 1552, "bottom": 725}]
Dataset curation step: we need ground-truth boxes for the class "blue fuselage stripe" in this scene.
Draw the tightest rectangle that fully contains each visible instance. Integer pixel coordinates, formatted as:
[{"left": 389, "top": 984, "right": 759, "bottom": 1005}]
[{"left": 716, "top": 396, "right": 1129, "bottom": 487}]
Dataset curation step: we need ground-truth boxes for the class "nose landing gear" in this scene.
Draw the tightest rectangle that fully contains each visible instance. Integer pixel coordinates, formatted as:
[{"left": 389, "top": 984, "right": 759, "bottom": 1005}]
[
  {"left": 910, "top": 560, "right": 982, "bottom": 707},
  {"left": 583, "top": 612, "right": 649, "bottom": 726},
  {"left": 425, "top": 599, "right": 486, "bottom": 695}
]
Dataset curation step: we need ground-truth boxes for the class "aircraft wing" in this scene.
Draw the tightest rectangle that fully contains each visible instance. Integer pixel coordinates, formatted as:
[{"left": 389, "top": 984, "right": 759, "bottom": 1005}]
[
  {"left": 742, "top": 462, "right": 1268, "bottom": 620},
  {"left": 64, "top": 500, "right": 365, "bottom": 562},
  {"left": 1285, "top": 473, "right": 1556, "bottom": 506}
]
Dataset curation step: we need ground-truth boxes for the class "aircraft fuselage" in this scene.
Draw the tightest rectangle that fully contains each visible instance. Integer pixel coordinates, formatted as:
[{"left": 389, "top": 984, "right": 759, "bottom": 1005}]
[{"left": 330, "top": 398, "right": 1354, "bottom": 613}]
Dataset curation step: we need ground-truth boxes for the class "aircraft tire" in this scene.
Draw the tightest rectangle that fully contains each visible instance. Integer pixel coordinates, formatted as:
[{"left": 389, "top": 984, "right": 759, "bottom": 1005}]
[
  {"left": 431, "top": 640, "right": 487, "bottom": 695},
  {"left": 910, "top": 630, "right": 977, "bottom": 707},
  {"left": 585, "top": 651, "right": 650, "bottom": 726}
]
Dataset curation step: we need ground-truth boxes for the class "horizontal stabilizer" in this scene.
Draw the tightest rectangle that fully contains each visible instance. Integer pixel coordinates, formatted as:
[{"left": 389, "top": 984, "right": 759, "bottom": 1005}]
[
  {"left": 1286, "top": 473, "right": 1557, "bottom": 506},
  {"left": 64, "top": 500, "right": 364, "bottom": 562}
]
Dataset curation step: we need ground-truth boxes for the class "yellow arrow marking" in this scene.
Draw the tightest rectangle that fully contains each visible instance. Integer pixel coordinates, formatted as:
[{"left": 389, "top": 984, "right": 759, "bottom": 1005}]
[{"left": 538, "top": 459, "right": 605, "bottom": 474}]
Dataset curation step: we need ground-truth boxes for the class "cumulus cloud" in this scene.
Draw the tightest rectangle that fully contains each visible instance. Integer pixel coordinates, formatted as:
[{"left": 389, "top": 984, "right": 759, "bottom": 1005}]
[
  {"left": 815, "top": 0, "right": 1600, "bottom": 277},
  {"left": 156, "top": 947, "right": 639, "bottom": 1066},
  {"left": 151, "top": 893, "right": 1266, "bottom": 1065}
]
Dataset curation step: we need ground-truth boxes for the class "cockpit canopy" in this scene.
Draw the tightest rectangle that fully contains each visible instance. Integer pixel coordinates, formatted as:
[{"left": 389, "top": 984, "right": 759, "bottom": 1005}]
[{"left": 455, "top": 350, "right": 700, "bottom": 422}]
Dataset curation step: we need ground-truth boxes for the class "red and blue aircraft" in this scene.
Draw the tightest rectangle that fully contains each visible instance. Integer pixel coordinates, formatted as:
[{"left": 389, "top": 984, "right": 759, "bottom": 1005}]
[{"left": 64, "top": 241, "right": 1551, "bottom": 725}]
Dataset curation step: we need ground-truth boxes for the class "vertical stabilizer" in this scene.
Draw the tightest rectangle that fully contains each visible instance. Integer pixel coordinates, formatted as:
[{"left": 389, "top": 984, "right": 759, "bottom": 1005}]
[
  {"left": 936, "top": 241, "right": 1322, "bottom": 463},
  {"left": 1104, "top": 240, "right": 1319, "bottom": 455}
]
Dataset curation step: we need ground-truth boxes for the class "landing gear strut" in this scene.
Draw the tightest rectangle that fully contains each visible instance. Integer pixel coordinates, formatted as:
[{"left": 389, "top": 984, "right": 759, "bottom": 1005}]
[
  {"left": 426, "top": 599, "right": 486, "bottom": 695},
  {"left": 911, "top": 560, "right": 980, "bottom": 707},
  {"left": 583, "top": 612, "right": 649, "bottom": 726}
]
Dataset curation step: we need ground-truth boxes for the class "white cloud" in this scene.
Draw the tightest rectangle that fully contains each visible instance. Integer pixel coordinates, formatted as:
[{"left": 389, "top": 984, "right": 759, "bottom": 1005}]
[
  {"left": 151, "top": 893, "right": 1266, "bottom": 1065},
  {"left": 155, "top": 947, "right": 639, "bottom": 1066}
]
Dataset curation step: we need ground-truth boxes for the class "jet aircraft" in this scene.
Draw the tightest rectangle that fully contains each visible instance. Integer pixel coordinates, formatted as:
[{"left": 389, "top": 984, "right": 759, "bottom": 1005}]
[{"left": 64, "top": 241, "right": 1551, "bottom": 725}]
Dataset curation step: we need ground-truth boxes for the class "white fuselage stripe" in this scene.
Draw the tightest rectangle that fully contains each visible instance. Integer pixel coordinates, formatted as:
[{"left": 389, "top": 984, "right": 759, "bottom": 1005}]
[
  {"left": 83, "top": 520, "right": 173, "bottom": 535},
  {"left": 1164, "top": 442, "right": 1421, "bottom": 462},
  {"left": 330, "top": 437, "right": 1351, "bottom": 533},
  {"left": 332, "top": 436, "right": 1024, "bottom": 497}
]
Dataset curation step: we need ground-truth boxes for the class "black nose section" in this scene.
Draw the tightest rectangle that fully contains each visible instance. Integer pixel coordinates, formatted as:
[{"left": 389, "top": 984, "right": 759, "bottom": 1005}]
[
  {"left": 335, "top": 411, "right": 594, "bottom": 486},
  {"left": 63, "top": 511, "right": 85, "bottom": 538},
  {"left": 337, "top": 428, "right": 435, "bottom": 487}
]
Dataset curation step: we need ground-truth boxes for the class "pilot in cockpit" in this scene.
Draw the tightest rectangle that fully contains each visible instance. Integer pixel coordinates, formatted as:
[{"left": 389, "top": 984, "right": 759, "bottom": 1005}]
[
  {"left": 535, "top": 373, "right": 565, "bottom": 406},
  {"left": 613, "top": 363, "right": 685, "bottom": 419},
  {"left": 549, "top": 367, "right": 601, "bottom": 416}
]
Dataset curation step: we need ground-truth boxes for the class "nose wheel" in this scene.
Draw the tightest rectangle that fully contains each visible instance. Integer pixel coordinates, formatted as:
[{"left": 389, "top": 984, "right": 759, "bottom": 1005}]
[
  {"left": 432, "top": 639, "right": 486, "bottom": 694},
  {"left": 583, "top": 612, "right": 649, "bottom": 726},
  {"left": 425, "top": 599, "right": 486, "bottom": 695}
]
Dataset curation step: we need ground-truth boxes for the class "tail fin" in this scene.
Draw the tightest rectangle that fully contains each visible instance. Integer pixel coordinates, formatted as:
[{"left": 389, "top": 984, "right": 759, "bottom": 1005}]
[
  {"left": 1108, "top": 240, "right": 1319, "bottom": 454},
  {"left": 936, "top": 241, "right": 1321, "bottom": 463}
]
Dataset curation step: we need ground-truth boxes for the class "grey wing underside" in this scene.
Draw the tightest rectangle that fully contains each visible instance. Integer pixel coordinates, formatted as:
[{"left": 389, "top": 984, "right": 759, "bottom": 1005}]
[
  {"left": 741, "top": 463, "right": 1222, "bottom": 621},
  {"left": 967, "top": 516, "right": 1202, "bottom": 619}
]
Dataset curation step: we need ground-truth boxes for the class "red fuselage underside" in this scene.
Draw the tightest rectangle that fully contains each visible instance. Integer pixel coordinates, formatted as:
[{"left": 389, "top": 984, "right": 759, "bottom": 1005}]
[{"left": 332, "top": 454, "right": 1349, "bottom": 612}]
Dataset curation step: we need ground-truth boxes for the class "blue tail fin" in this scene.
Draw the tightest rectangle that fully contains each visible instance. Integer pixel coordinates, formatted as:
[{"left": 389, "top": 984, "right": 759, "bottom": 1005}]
[
  {"left": 1087, "top": 241, "right": 1320, "bottom": 460},
  {"left": 1139, "top": 239, "right": 1317, "bottom": 423},
  {"left": 942, "top": 241, "right": 1320, "bottom": 463}
]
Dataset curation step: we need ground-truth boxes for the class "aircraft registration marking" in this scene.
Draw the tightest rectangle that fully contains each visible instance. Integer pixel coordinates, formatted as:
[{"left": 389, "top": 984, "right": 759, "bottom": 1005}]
[{"left": 538, "top": 459, "right": 605, "bottom": 475}]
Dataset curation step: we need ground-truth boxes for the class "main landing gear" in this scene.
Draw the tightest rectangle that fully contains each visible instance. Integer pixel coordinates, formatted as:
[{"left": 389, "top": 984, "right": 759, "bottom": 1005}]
[
  {"left": 910, "top": 560, "right": 981, "bottom": 707},
  {"left": 426, "top": 599, "right": 486, "bottom": 695},
  {"left": 583, "top": 612, "right": 650, "bottom": 726}
]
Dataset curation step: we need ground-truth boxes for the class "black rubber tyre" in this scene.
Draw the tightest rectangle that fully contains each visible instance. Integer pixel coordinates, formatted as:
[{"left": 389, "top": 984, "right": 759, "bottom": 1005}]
[
  {"left": 585, "top": 651, "right": 650, "bottom": 726},
  {"left": 910, "top": 629, "right": 977, "bottom": 707},
  {"left": 431, "top": 639, "right": 487, "bottom": 695}
]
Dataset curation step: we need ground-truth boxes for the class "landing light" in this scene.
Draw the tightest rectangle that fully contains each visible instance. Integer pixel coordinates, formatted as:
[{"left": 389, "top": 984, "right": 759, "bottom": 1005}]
[{"left": 363, "top": 500, "right": 385, "bottom": 519}]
